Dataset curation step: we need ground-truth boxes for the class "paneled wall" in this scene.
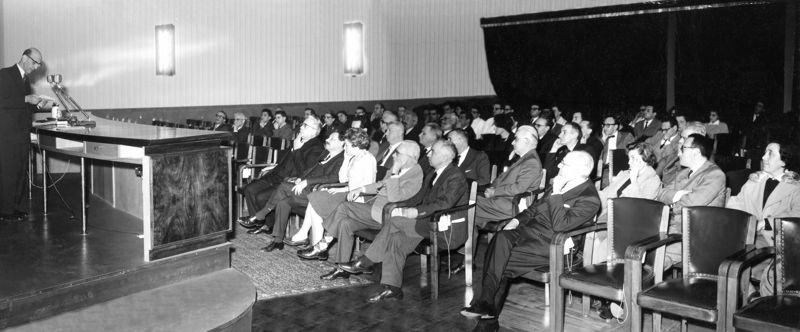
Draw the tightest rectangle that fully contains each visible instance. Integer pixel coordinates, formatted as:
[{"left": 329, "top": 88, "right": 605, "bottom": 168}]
[{"left": 2, "top": 0, "right": 644, "bottom": 110}]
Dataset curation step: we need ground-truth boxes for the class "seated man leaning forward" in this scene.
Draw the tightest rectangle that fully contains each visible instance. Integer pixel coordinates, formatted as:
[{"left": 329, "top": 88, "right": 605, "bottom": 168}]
[
  {"left": 461, "top": 151, "right": 601, "bottom": 322},
  {"left": 316, "top": 140, "right": 424, "bottom": 279},
  {"left": 337, "top": 139, "right": 469, "bottom": 302}
]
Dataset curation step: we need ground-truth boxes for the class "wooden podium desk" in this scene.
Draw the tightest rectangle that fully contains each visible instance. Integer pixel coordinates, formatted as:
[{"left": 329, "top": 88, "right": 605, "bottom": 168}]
[{"left": 31, "top": 113, "right": 233, "bottom": 261}]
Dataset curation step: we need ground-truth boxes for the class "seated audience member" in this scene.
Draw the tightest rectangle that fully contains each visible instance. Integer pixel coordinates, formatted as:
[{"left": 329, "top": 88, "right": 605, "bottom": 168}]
[
  {"left": 727, "top": 141, "right": 800, "bottom": 297},
  {"left": 529, "top": 104, "right": 541, "bottom": 125},
  {"left": 375, "top": 122, "right": 405, "bottom": 179},
  {"left": 572, "top": 111, "right": 584, "bottom": 124},
  {"left": 550, "top": 106, "right": 568, "bottom": 136},
  {"left": 213, "top": 111, "right": 232, "bottom": 132},
  {"left": 597, "top": 142, "right": 661, "bottom": 223},
  {"left": 461, "top": 151, "right": 601, "bottom": 321},
  {"left": 304, "top": 108, "right": 316, "bottom": 119},
  {"left": 251, "top": 108, "right": 274, "bottom": 138},
  {"left": 632, "top": 105, "right": 661, "bottom": 142},
  {"left": 598, "top": 116, "right": 634, "bottom": 187},
  {"left": 371, "top": 110, "right": 399, "bottom": 157},
  {"left": 647, "top": 117, "right": 681, "bottom": 185},
  {"left": 447, "top": 129, "right": 490, "bottom": 188},
  {"left": 705, "top": 109, "right": 729, "bottom": 139},
  {"left": 370, "top": 103, "right": 386, "bottom": 142},
  {"left": 316, "top": 141, "right": 424, "bottom": 279},
  {"left": 272, "top": 110, "right": 294, "bottom": 142},
  {"left": 231, "top": 112, "right": 249, "bottom": 143},
  {"left": 252, "top": 130, "right": 346, "bottom": 247},
  {"left": 579, "top": 119, "right": 604, "bottom": 173},
  {"left": 456, "top": 111, "right": 477, "bottom": 147},
  {"left": 320, "top": 111, "right": 343, "bottom": 139},
  {"left": 485, "top": 114, "right": 515, "bottom": 170},
  {"left": 354, "top": 106, "right": 367, "bottom": 118},
  {"left": 294, "top": 128, "right": 377, "bottom": 260},
  {"left": 655, "top": 134, "right": 725, "bottom": 265},
  {"left": 534, "top": 115, "right": 557, "bottom": 161},
  {"left": 238, "top": 116, "right": 325, "bottom": 228},
  {"left": 543, "top": 122, "right": 590, "bottom": 186},
  {"left": 674, "top": 113, "right": 688, "bottom": 133},
  {"left": 396, "top": 105, "right": 407, "bottom": 120},
  {"left": 403, "top": 111, "right": 422, "bottom": 142},
  {"left": 336, "top": 110, "right": 349, "bottom": 127},
  {"left": 418, "top": 123, "right": 443, "bottom": 175},
  {"left": 470, "top": 107, "right": 489, "bottom": 142},
  {"left": 474, "top": 125, "right": 542, "bottom": 228},
  {"left": 441, "top": 112, "right": 458, "bottom": 137},
  {"left": 337, "top": 140, "right": 468, "bottom": 302}
]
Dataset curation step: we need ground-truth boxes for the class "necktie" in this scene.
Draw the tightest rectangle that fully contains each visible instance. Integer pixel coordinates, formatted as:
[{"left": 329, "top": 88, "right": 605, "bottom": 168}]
[
  {"left": 454, "top": 154, "right": 461, "bottom": 166},
  {"left": 556, "top": 145, "right": 569, "bottom": 161},
  {"left": 379, "top": 148, "right": 391, "bottom": 165}
]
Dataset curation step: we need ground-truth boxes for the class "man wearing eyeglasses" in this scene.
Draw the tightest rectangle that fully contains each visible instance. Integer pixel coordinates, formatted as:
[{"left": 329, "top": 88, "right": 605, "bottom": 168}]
[
  {"left": 656, "top": 133, "right": 725, "bottom": 266},
  {"left": 598, "top": 116, "right": 633, "bottom": 187},
  {"left": 212, "top": 111, "right": 232, "bottom": 132},
  {"left": 0, "top": 48, "right": 54, "bottom": 221}
]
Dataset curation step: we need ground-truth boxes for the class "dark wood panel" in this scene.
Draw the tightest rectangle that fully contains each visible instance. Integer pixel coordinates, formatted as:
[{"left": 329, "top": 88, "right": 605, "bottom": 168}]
[
  {"left": 151, "top": 148, "right": 229, "bottom": 248},
  {"left": 150, "top": 232, "right": 228, "bottom": 261}
]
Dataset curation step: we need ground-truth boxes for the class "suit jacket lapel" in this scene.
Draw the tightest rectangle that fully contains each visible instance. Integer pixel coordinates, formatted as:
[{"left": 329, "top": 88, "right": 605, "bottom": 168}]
[{"left": 763, "top": 181, "right": 796, "bottom": 211}]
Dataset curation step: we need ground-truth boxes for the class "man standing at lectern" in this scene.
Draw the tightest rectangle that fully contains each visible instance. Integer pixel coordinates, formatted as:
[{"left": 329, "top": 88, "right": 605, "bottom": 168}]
[{"left": 0, "top": 48, "right": 52, "bottom": 221}]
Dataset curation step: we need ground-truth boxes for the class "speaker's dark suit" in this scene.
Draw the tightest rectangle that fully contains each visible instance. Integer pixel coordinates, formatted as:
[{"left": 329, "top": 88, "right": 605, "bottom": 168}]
[
  {"left": 457, "top": 148, "right": 491, "bottom": 188},
  {"left": 268, "top": 151, "right": 345, "bottom": 241},
  {"left": 474, "top": 179, "right": 601, "bottom": 313},
  {"left": 241, "top": 136, "right": 325, "bottom": 216},
  {"left": 365, "top": 164, "right": 468, "bottom": 288},
  {"left": 0, "top": 65, "right": 33, "bottom": 215}
]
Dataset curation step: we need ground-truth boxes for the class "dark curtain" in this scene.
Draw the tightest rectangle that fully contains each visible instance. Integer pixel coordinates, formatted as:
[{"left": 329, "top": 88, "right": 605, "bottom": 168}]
[{"left": 482, "top": 13, "right": 667, "bottom": 115}]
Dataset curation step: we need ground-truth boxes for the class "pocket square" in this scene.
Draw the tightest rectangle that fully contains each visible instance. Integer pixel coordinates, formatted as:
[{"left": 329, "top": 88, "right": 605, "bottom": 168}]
[{"left": 563, "top": 204, "right": 571, "bottom": 208}]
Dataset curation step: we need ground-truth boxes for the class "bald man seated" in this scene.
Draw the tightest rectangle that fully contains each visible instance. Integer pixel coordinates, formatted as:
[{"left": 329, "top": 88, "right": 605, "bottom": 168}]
[{"left": 461, "top": 151, "right": 601, "bottom": 321}]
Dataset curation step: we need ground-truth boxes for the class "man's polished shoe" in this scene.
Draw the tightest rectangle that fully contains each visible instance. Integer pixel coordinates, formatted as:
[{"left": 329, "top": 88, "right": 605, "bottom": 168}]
[
  {"left": 297, "top": 245, "right": 328, "bottom": 261},
  {"left": 366, "top": 286, "right": 403, "bottom": 303},
  {"left": 260, "top": 241, "right": 284, "bottom": 252},
  {"left": 320, "top": 268, "right": 350, "bottom": 280},
  {"left": 283, "top": 238, "right": 309, "bottom": 247},
  {"left": 338, "top": 259, "right": 374, "bottom": 275},
  {"left": 460, "top": 302, "right": 496, "bottom": 320},
  {"left": 247, "top": 225, "right": 272, "bottom": 235},
  {"left": 237, "top": 216, "right": 265, "bottom": 228}
]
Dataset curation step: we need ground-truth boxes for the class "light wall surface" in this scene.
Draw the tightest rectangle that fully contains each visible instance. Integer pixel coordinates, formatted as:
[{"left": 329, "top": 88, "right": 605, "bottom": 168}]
[{"left": 2, "top": 0, "right": 645, "bottom": 110}]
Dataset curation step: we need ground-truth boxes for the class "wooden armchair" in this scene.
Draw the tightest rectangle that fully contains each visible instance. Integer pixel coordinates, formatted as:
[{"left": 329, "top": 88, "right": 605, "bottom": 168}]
[
  {"left": 355, "top": 181, "right": 478, "bottom": 302},
  {"left": 630, "top": 206, "right": 756, "bottom": 332},
  {"left": 552, "top": 198, "right": 669, "bottom": 331},
  {"left": 728, "top": 217, "right": 800, "bottom": 332}
]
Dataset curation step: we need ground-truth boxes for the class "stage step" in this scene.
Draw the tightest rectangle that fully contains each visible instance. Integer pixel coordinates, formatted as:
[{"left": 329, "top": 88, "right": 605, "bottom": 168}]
[
  {"left": 7, "top": 268, "right": 255, "bottom": 332},
  {"left": 0, "top": 244, "right": 233, "bottom": 329}
]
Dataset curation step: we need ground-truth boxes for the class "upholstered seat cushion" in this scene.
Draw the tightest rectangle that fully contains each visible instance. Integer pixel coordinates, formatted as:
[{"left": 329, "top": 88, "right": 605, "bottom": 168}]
[
  {"left": 637, "top": 277, "right": 718, "bottom": 323},
  {"left": 560, "top": 262, "right": 654, "bottom": 300},
  {"left": 733, "top": 295, "right": 800, "bottom": 332}
]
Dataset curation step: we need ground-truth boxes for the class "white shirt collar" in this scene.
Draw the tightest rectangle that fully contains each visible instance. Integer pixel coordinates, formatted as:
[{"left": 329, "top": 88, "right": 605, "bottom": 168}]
[
  {"left": 709, "top": 120, "right": 720, "bottom": 125},
  {"left": 432, "top": 165, "right": 447, "bottom": 185},
  {"left": 458, "top": 148, "right": 469, "bottom": 166},
  {"left": 16, "top": 64, "right": 25, "bottom": 79}
]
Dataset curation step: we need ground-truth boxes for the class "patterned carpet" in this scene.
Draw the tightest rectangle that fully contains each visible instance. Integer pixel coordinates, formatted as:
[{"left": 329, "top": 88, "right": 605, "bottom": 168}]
[{"left": 230, "top": 225, "right": 372, "bottom": 300}]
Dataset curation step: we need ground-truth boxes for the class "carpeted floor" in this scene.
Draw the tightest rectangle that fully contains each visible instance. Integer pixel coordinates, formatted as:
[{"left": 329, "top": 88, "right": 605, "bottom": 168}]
[{"left": 230, "top": 225, "right": 372, "bottom": 300}]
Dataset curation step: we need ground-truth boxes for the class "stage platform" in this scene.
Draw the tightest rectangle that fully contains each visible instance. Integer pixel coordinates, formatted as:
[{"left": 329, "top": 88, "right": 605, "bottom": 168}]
[{"left": 0, "top": 174, "right": 254, "bottom": 330}]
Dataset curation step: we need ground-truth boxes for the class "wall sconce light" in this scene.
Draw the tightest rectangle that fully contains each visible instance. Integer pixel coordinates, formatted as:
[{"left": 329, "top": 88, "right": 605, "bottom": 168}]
[
  {"left": 343, "top": 21, "right": 364, "bottom": 77},
  {"left": 155, "top": 24, "right": 175, "bottom": 76}
]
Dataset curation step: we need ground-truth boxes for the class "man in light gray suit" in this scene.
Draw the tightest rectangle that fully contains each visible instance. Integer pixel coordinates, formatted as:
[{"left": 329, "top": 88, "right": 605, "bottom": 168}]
[
  {"left": 318, "top": 140, "right": 424, "bottom": 280},
  {"left": 656, "top": 134, "right": 726, "bottom": 265},
  {"left": 475, "top": 125, "right": 543, "bottom": 228}
]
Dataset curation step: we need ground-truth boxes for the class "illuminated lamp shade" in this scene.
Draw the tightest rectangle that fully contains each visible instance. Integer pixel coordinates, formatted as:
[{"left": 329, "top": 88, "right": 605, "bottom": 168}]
[
  {"left": 155, "top": 24, "right": 175, "bottom": 76},
  {"left": 343, "top": 21, "right": 364, "bottom": 77}
]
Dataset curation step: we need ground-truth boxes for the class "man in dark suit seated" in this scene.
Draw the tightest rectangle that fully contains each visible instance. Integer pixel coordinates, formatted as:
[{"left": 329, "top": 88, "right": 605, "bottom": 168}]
[
  {"left": 534, "top": 116, "right": 557, "bottom": 162},
  {"left": 474, "top": 125, "right": 543, "bottom": 228},
  {"left": 231, "top": 112, "right": 250, "bottom": 143},
  {"left": 632, "top": 105, "right": 661, "bottom": 142},
  {"left": 403, "top": 111, "right": 422, "bottom": 143},
  {"left": 313, "top": 141, "right": 424, "bottom": 278},
  {"left": 461, "top": 151, "right": 601, "bottom": 323},
  {"left": 338, "top": 140, "right": 469, "bottom": 302},
  {"left": 238, "top": 115, "right": 325, "bottom": 229},
  {"left": 543, "top": 122, "right": 589, "bottom": 187},
  {"left": 597, "top": 116, "right": 634, "bottom": 187},
  {"left": 212, "top": 111, "right": 232, "bottom": 132},
  {"left": 447, "top": 129, "right": 490, "bottom": 189},
  {"left": 248, "top": 130, "right": 346, "bottom": 249},
  {"left": 375, "top": 122, "right": 405, "bottom": 179},
  {"left": 417, "top": 123, "right": 443, "bottom": 175}
]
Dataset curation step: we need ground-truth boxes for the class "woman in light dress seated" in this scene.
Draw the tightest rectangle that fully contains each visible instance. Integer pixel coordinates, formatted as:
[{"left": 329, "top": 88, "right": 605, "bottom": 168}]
[{"left": 289, "top": 128, "right": 376, "bottom": 256}]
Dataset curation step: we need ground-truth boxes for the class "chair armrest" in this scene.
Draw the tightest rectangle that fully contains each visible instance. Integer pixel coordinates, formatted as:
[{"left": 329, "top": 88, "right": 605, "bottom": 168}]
[
  {"left": 429, "top": 203, "right": 476, "bottom": 223},
  {"left": 552, "top": 223, "right": 608, "bottom": 246},
  {"left": 314, "top": 182, "right": 348, "bottom": 191},
  {"left": 624, "top": 233, "right": 682, "bottom": 261},
  {"left": 381, "top": 200, "right": 416, "bottom": 223},
  {"left": 359, "top": 193, "right": 377, "bottom": 198},
  {"left": 724, "top": 247, "right": 775, "bottom": 281},
  {"left": 240, "top": 163, "right": 276, "bottom": 170}
]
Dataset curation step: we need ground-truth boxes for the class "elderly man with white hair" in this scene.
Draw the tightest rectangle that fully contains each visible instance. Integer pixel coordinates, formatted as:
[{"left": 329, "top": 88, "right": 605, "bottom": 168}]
[{"left": 461, "top": 150, "right": 601, "bottom": 322}]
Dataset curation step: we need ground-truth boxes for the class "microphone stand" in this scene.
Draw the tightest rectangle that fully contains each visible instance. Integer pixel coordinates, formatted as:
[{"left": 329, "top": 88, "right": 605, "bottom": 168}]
[{"left": 47, "top": 75, "right": 95, "bottom": 127}]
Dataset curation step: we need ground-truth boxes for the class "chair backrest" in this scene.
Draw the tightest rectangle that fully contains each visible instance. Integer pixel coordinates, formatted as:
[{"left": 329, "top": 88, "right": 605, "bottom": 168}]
[
  {"left": 607, "top": 198, "right": 668, "bottom": 261},
  {"left": 682, "top": 206, "right": 755, "bottom": 276},
  {"left": 234, "top": 143, "right": 251, "bottom": 160},
  {"left": 251, "top": 135, "right": 266, "bottom": 147},
  {"left": 273, "top": 149, "right": 290, "bottom": 164},
  {"left": 269, "top": 137, "right": 288, "bottom": 150},
  {"left": 775, "top": 217, "right": 800, "bottom": 294},
  {"left": 251, "top": 146, "right": 271, "bottom": 164},
  {"left": 725, "top": 169, "right": 753, "bottom": 196}
]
